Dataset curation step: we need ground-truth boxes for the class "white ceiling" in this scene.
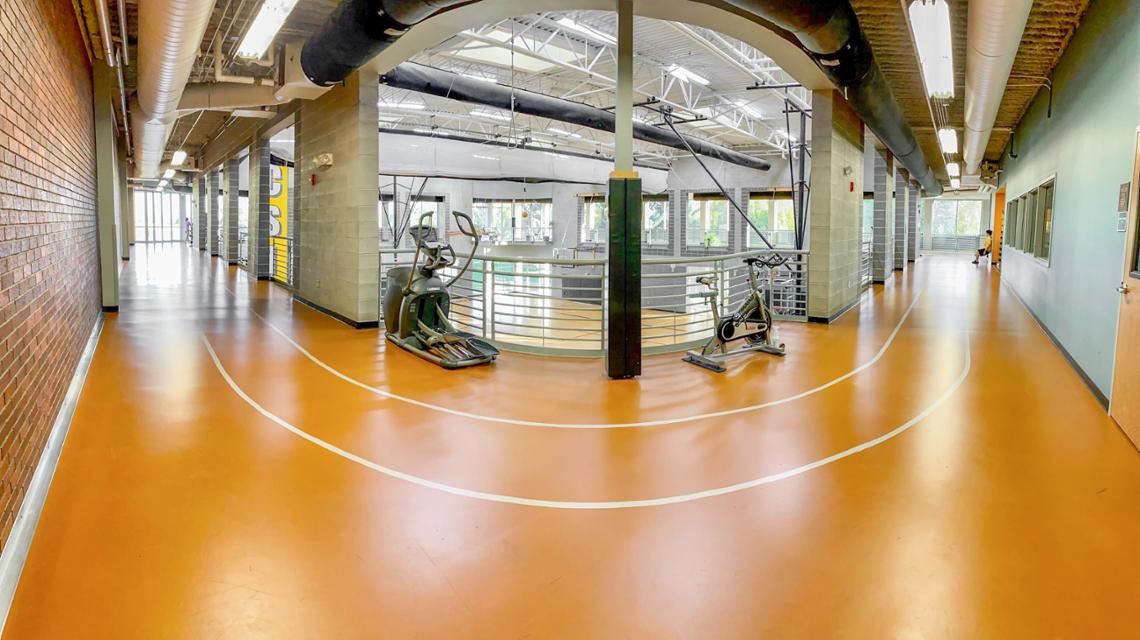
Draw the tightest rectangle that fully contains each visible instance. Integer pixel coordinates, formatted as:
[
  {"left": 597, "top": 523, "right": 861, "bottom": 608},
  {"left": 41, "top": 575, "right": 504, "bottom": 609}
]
[{"left": 377, "top": 11, "right": 812, "bottom": 171}]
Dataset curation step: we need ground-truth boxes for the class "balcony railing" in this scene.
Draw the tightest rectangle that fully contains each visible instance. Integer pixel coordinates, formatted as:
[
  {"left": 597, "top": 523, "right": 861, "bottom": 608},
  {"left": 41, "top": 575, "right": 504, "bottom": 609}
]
[
  {"left": 269, "top": 235, "right": 293, "bottom": 287},
  {"left": 379, "top": 247, "right": 807, "bottom": 356}
]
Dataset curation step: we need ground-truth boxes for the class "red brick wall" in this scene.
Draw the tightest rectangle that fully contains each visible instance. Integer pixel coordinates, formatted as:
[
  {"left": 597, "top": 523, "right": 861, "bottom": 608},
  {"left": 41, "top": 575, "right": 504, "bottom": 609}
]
[{"left": 0, "top": 0, "right": 101, "bottom": 548}]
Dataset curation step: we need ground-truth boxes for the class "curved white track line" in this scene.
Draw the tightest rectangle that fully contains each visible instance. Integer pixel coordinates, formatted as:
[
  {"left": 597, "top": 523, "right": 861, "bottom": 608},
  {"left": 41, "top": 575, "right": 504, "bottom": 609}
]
[
  {"left": 201, "top": 330, "right": 970, "bottom": 509},
  {"left": 244, "top": 290, "right": 926, "bottom": 429}
]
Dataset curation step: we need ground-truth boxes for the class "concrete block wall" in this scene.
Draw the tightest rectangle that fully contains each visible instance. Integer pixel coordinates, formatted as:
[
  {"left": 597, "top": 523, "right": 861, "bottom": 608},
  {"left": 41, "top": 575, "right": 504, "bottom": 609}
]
[
  {"left": 207, "top": 170, "right": 220, "bottom": 256},
  {"left": 894, "top": 169, "right": 909, "bottom": 270},
  {"left": 222, "top": 158, "right": 240, "bottom": 264},
  {"left": 0, "top": 0, "right": 101, "bottom": 549},
  {"left": 872, "top": 150, "right": 895, "bottom": 282},
  {"left": 295, "top": 72, "right": 380, "bottom": 325},
  {"left": 807, "top": 90, "right": 864, "bottom": 321},
  {"left": 907, "top": 183, "right": 919, "bottom": 261},
  {"left": 247, "top": 138, "right": 272, "bottom": 279}
]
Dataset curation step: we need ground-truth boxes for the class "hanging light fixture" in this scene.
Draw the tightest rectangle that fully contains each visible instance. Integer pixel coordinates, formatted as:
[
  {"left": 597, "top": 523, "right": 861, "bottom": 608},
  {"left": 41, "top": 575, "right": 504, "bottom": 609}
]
[
  {"left": 909, "top": 0, "right": 955, "bottom": 99},
  {"left": 937, "top": 128, "right": 959, "bottom": 154}
]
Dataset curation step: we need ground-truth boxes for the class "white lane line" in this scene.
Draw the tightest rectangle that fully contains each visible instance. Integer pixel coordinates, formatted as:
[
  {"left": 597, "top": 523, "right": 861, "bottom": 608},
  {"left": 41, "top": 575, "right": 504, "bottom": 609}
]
[
  {"left": 241, "top": 290, "right": 926, "bottom": 429},
  {"left": 201, "top": 330, "right": 970, "bottom": 510}
]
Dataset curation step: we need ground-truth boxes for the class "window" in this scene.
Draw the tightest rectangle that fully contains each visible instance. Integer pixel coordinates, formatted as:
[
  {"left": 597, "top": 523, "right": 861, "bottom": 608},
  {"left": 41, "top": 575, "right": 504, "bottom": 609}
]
[
  {"left": 580, "top": 195, "right": 607, "bottom": 245},
  {"left": 473, "top": 198, "right": 553, "bottom": 243},
  {"left": 1012, "top": 197, "right": 1021, "bottom": 247},
  {"left": 862, "top": 195, "right": 874, "bottom": 242},
  {"left": 643, "top": 195, "right": 669, "bottom": 245},
  {"left": 1006, "top": 178, "right": 1056, "bottom": 262},
  {"left": 955, "top": 200, "right": 983, "bottom": 236},
  {"left": 687, "top": 194, "right": 729, "bottom": 247},
  {"left": 380, "top": 194, "right": 445, "bottom": 244},
  {"left": 747, "top": 191, "right": 796, "bottom": 248},
  {"left": 931, "top": 199, "right": 985, "bottom": 237}
]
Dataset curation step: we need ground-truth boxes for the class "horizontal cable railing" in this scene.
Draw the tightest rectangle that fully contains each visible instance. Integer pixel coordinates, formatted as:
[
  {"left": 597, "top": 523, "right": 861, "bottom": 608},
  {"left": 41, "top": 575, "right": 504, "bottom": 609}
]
[
  {"left": 930, "top": 234, "right": 983, "bottom": 252},
  {"left": 380, "top": 247, "right": 807, "bottom": 357},
  {"left": 860, "top": 235, "right": 873, "bottom": 288},
  {"left": 269, "top": 235, "right": 294, "bottom": 288},
  {"left": 238, "top": 229, "right": 249, "bottom": 267}
]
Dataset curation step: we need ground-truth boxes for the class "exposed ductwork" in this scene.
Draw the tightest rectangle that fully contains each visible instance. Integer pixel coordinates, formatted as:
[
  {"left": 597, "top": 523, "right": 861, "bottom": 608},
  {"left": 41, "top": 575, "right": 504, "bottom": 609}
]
[
  {"left": 381, "top": 63, "right": 772, "bottom": 171},
  {"left": 178, "top": 83, "right": 282, "bottom": 112},
  {"left": 300, "top": 0, "right": 941, "bottom": 194},
  {"left": 963, "top": 0, "right": 1032, "bottom": 174},
  {"left": 132, "top": 0, "right": 214, "bottom": 178}
]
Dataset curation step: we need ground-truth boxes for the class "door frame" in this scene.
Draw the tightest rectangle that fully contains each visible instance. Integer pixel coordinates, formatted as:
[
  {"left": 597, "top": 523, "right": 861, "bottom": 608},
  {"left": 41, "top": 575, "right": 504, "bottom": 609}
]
[{"left": 1108, "top": 126, "right": 1140, "bottom": 445}]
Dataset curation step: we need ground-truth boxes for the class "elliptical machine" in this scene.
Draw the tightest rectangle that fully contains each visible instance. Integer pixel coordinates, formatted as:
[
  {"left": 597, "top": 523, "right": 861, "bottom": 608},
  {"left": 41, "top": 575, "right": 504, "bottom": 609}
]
[
  {"left": 683, "top": 255, "right": 786, "bottom": 373},
  {"left": 382, "top": 211, "right": 499, "bottom": 369}
]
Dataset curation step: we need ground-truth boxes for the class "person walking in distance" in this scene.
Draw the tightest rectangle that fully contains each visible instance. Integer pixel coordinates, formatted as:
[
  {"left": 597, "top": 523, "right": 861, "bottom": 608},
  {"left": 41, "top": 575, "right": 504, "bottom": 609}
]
[{"left": 973, "top": 229, "right": 993, "bottom": 265}]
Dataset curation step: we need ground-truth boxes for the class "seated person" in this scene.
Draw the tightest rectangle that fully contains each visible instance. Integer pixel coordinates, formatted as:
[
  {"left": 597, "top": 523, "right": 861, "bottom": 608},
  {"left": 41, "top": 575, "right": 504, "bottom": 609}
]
[{"left": 973, "top": 229, "right": 994, "bottom": 265}]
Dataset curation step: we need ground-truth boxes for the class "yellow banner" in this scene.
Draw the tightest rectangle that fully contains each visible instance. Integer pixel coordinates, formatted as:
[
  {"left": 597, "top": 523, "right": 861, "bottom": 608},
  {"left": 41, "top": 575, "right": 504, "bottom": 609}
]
[{"left": 269, "top": 165, "right": 289, "bottom": 281}]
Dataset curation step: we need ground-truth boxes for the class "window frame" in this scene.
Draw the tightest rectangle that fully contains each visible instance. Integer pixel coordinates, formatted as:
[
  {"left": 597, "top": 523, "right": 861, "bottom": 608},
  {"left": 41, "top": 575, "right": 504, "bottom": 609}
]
[
  {"left": 1005, "top": 175, "right": 1057, "bottom": 266},
  {"left": 642, "top": 194, "right": 670, "bottom": 246},
  {"left": 474, "top": 197, "right": 553, "bottom": 244},
  {"left": 686, "top": 193, "right": 731, "bottom": 248},
  {"left": 579, "top": 194, "right": 607, "bottom": 246}
]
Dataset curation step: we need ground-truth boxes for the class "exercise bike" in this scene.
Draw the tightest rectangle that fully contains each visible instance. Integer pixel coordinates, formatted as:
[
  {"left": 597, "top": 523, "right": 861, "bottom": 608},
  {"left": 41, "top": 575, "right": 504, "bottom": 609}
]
[
  {"left": 683, "top": 254, "right": 787, "bottom": 373},
  {"left": 382, "top": 211, "right": 500, "bottom": 369}
]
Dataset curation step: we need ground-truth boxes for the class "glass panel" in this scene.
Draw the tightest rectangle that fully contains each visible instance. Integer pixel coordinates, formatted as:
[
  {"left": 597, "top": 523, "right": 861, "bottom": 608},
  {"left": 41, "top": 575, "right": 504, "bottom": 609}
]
[
  {"left": 773, "top": 197, "right": 795, "bottom": 248},
  {"left": 643, "top": 198, "right": 668, "bottom": 245},
  {"left": 955, "top": 200, "right": 983, "bottom": 236},
  {"left": 862, "top": 198, "right": 874, "bottom": 241},
  {"left": 1005, "top": 199, "right": 1017, "bottom": 246},
  {"left": 1037, "top": 183, "right": 1054, "bottom": 259},
  {"left": 931, "top": 200, "right": 957, "bottom": 235},
  {"left": 747, "top": 195, "right": 770, "bottom": 248},
  {"left": 581, "top": 199, "right": 607, "bottom": 245},
  {"left": 133, "top": 190, "right": 147, "bottom": 242},
  {"left": 1023, "top": 190, "right": 1037, "bottom": 251}
]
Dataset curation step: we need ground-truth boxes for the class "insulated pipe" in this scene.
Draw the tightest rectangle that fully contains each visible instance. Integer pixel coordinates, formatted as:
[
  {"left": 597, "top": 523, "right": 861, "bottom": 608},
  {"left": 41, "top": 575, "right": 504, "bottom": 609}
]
[
  {"left": 381, "top": 63, "right": 772, "bottom": 171},
  {"left": 300, "top": 0, "right": 938, "bottom": 193},
  {"left": 963, "top": 0, "right": 1032, "bottom": 174},
  {"left": 94, "top": 0, "right": 117, "bottom": 67},
  {"left": 116, "top": 0, "right": 130, "bottom": 66},
  {"left": 132, "top": 0, "right": 214, "bottom": 178},
  {"left": 178, "top": 83, "right": 281, "bottom": 111}
]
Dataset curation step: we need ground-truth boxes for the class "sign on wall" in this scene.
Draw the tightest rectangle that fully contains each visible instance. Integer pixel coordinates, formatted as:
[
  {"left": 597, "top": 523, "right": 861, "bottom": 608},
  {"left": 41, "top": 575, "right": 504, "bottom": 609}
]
[{"left": 269, "top": 165, "right": 290, "bottom": 279}]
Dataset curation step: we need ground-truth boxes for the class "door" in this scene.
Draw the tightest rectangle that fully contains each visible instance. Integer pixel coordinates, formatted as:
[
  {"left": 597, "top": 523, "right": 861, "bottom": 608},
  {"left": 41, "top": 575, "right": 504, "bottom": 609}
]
[
  {"left": 1109, "top": 128, "right": 1140, "bottom": 449},
  {"left": 992, "top": 189, "right": 1006, "bottom": 265}
]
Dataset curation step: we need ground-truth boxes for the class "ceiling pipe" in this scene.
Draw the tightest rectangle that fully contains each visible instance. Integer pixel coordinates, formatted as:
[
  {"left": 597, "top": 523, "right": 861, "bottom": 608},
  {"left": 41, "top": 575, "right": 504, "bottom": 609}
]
[
  {"left": 299, "top": 0, "right": 940, "bottom": 194},
  {"left": 178, "top": 83, "right": 282, "bottom": 111},
  {"left": 93, "top": 0, "right": 117, "bottom": 67},
  {"left": 116, "top": 0, "right": 130, "bottom": 66},
  {"left": 132, "top": 0, "right": 214, "bottom": 178},
  {"left": 963, "top": 0, "right": 1032, "bottom": 174},
  {"left": 381, "top": 63, "right": 772, "bottom": 171}
]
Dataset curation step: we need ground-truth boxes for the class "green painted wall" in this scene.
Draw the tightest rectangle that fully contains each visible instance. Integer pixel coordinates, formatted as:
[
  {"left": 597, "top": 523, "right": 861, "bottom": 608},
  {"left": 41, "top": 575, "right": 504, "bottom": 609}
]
[{"left": 999, "top": 0, "right": 1140, "bottom": 398}]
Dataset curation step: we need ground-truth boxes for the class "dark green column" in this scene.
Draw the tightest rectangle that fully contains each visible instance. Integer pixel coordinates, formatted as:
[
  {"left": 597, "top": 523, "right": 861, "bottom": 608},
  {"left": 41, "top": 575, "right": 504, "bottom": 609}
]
[{"left": 606, "top": 174, "right": 642, "bottom": 379}]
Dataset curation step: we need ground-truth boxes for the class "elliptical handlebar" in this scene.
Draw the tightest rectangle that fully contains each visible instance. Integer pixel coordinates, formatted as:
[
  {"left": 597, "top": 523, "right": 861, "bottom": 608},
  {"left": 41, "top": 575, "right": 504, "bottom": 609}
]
[{"left": 444, "top": 210, "right": 480, "bottom": 288}]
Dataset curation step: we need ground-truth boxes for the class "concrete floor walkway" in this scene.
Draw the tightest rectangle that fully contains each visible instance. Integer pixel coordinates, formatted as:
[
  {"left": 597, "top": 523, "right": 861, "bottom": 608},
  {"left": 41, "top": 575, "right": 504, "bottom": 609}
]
[{"left": 4, "top": 243, "right": 1139, "bottom": 639}]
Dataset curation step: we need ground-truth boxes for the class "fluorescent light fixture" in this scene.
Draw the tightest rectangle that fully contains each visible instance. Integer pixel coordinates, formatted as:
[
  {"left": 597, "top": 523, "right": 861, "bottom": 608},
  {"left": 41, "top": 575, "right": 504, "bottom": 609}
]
[
  {"left": 157, "top": 179, "right": 169, "bottom": 188},
  {"left": 909, "top": 0, "right": 955, "bottom": 98},
  {"left": 378, "top": 102, "right": 425, "bottom": 111},
  {"left": 735, "top": 100, "right": 763, "bottom": 120},
  {"left": 171, "top": 150, "right": 187, "bottom": 166},
  {"left": 555, "top": 17, "right": 617, "bottom": 45},
  {"left": 667, "top": 64, "right": 709, "bottom": 86},
  {"left": 547, "top": 127, "right": 582, "bottom": 139},
  {"left": 236, "top": 0, "right": 300, "bottom": 59},
  {"left": 162, "top": 168, "right": 175, "bottom": 179},
  {"left": 473, "top": 154, "right": 498, "bottom": 161},
  {"left": 949, "top": 177, "right": 961, "bottom": 189},
  {"left": 471, "top": 109, "right": 511, "bottom": 122},
  {"left": 462, "top": 73, "right": 498, "bottom": 83},
  {"left": 414, "top": 128, "right": 448, "bottom": 136},
  {"left": 946, "top": 162, "right": 960, "bottom": 177},
  {"left": 937, "top": 127, "right": 959, "bottom": 154}
]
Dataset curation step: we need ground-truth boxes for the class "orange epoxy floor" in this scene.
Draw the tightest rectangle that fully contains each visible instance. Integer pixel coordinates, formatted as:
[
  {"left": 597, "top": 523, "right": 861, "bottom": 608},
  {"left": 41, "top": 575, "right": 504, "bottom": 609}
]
[{"left": 5, "top": 243, "right": 1140, "bottom": 639}]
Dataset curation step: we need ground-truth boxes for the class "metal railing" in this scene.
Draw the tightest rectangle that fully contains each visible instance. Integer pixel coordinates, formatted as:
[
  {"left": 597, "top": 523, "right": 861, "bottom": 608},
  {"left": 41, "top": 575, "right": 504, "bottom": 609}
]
[
  {"left": 379, "top": 247, "right": 807, "bottom": 356},
  {"left": 237, "top": 229, "right": 248, "bottom": 267},
  {"left": 930, "top": 234, "right": 984, "bottom": 252},
  {"left": 860, "top": 235, "right": 873, "bottom": 288},
  {"left": 269, "top": 235, "right": 293, "bottom": 287}
]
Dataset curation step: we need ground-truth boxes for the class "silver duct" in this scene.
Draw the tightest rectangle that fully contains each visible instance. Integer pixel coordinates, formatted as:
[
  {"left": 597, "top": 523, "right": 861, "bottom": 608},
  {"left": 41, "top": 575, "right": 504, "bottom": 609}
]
[
  {"left": 132, "top": 0, "right": 214, "bottom": 178},
  {"left": 963, "top": 0, "right": 1033, "bottom": 174}
]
